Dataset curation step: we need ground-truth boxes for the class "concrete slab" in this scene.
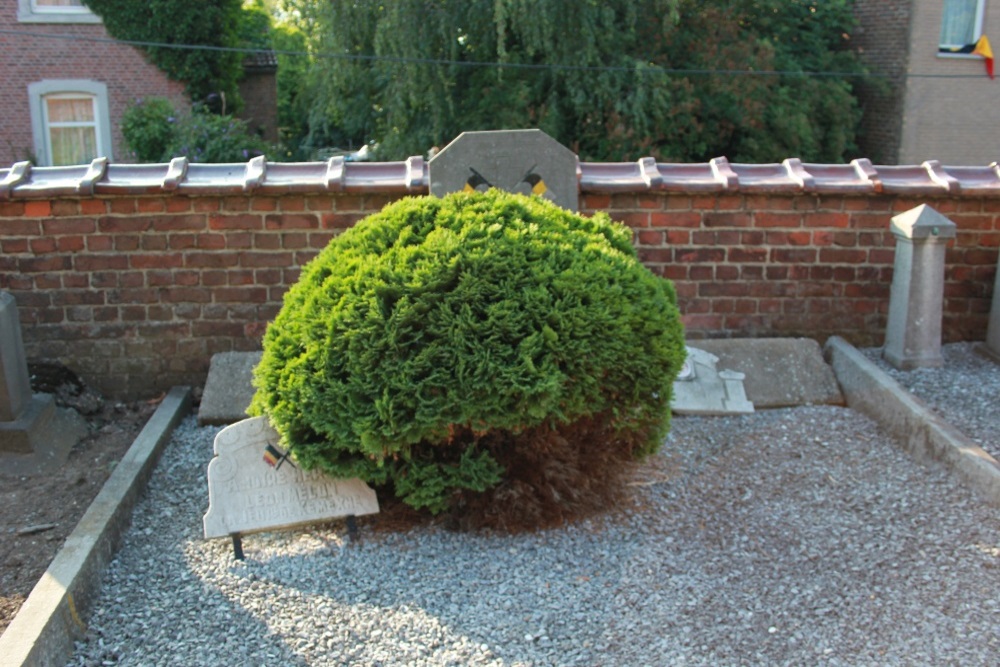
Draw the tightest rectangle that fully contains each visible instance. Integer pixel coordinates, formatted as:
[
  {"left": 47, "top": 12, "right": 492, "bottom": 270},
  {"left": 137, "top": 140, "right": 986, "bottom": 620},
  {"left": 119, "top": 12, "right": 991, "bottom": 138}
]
[
  {"left": 825, "top": 337, "right": 1000, "bottom": 506},
  {"left": 0, "top": 387, "right": 191, "bottom": 667},
  {"left": 689, "top": 338, "right": 843, "bottom": 408},
  {"left": 198, "top": 351, "right": 262, "bottom": 426}
]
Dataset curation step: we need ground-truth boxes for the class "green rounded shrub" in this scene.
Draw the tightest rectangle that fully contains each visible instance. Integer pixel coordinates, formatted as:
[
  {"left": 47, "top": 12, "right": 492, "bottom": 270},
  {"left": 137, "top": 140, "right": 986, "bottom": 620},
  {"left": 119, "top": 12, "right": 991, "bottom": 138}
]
[{"left": 250, "top": 190, "right": 685, "bottom": 528}]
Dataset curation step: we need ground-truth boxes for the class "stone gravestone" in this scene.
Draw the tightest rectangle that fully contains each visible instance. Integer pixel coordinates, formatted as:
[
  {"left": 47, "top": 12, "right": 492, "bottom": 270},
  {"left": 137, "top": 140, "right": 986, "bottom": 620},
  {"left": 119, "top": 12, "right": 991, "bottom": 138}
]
[
  {"left": 429, "top": 129, "right": 579, "bottom": 211},
  {"left": 977, "top": 252, "right": 1000, "bottom": 363},
  {"left": 883, "top": 204, "right": 957, "bottom": 369},
  {"left": 203, "top": 416, "right": 379, "bottom": 546},
  {"left": 672, "top": 346, "right": 755, "bottom": 416},
  {"left": 1, "top": 291, "right": 85, "bottom": 474}
]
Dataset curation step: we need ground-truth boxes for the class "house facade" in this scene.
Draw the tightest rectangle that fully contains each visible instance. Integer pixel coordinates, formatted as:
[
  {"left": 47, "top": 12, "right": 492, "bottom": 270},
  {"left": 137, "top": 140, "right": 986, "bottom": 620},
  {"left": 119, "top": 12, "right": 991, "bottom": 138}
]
[
  {"left": 854, "top": 0, "right": 1000, "bottom": 165},
  {"left": 0, "top": 0, "right": 188, "bottom": 166}
]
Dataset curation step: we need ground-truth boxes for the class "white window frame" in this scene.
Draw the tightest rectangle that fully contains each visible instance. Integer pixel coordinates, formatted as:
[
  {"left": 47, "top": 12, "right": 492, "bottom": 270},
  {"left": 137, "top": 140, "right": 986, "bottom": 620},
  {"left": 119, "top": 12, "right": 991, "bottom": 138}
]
[
  {"left": 28, "top": 80, "right": 114, "bottom": 166},
  {"left": 939, "top": 0, "right": 986, "bottom": 56},
  {"left": 17, "top": 0, "right": 101, "bottom": 24}
]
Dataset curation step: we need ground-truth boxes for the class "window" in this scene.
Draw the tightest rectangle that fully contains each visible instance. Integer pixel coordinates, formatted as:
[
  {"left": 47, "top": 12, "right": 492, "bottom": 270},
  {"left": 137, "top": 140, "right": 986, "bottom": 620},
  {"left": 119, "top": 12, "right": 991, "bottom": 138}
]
[
  {"left": 939, "top": 0, "right": 985, "bottom": 52},
  {"left": 28, "top": 81, "right": 113, "bottom": 166},
  {"left": 17, "top": 0, "right": 100, "bottom": 23}
]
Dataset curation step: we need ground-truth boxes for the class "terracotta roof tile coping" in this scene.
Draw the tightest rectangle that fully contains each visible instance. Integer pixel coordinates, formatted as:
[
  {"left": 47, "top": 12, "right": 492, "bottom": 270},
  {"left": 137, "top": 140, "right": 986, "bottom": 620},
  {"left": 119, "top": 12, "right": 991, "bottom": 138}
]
[{"left": 2, "top": 156, "right": 1000, "bottom": 199}]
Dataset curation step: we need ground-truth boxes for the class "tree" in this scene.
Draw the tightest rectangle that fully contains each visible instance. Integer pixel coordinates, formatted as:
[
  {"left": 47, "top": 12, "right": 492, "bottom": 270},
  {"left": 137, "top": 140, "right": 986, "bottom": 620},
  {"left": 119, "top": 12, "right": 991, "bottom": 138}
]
[
  {"left": 294, "top": 0, "right": 866, "bottom": 163},
  {"left": 83, "top": 0, "right": 247, "bottom": 109}
]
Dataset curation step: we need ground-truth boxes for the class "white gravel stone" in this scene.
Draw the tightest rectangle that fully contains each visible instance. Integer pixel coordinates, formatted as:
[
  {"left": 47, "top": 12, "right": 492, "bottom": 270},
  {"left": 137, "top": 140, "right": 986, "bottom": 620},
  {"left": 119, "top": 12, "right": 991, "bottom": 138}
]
[{"left": 67, "top": 344, "right": 1000, "bottom": 666}]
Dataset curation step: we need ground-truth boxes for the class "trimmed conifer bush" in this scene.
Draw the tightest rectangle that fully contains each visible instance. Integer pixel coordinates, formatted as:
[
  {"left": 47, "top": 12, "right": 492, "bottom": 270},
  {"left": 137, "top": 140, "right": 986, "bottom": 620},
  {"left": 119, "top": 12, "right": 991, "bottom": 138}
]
[{"left": 249, "top": 190, "right": 685, "bottom": 529}]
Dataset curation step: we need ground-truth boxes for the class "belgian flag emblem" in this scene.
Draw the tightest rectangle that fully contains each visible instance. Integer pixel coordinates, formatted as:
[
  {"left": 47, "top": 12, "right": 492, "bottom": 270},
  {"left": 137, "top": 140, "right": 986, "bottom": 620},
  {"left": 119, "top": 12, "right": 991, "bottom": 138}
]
[{"left": 263, "top": 442, "right": 294, "bottom": 470}]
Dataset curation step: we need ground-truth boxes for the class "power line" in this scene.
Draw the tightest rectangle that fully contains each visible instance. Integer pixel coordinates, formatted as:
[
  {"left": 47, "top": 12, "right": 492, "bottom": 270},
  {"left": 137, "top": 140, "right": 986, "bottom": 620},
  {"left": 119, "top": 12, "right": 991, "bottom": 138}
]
[{"left": 1, "top": 27, "right": 988, "bottom": 80}]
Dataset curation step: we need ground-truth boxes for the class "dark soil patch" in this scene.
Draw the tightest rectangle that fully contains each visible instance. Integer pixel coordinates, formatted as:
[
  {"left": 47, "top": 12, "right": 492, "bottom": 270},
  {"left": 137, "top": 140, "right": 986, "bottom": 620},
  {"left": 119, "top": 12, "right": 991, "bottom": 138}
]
[{"left": 0, "top": 364, "right": 157, "bottom": 636}]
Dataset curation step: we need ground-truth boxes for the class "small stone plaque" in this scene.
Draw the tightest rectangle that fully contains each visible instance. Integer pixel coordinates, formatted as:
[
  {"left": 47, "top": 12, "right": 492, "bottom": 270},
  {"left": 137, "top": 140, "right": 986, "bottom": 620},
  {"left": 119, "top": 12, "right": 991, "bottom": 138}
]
[{"left": 203, "top": 416, "right": 379, "bottom": 539}]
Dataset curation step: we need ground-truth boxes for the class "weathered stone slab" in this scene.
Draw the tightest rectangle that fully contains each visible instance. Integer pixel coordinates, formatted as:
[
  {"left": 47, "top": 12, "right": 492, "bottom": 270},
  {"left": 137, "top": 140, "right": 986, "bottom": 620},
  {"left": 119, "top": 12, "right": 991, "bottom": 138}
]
[
  {"left": 203, "top": 416, "right": 379, "bottom": 539},
  {"left": 689, "top": 338, "right": 844, "bottom": 408},
  {"left": 977, "top": 251, "right": 1000, "bottom": 364},
  {"left": 672, "top": 347, "right": 754, "bottom": 415},
  {"left": 429, "top": 129, "right": 579, "bottom": 211},
  {"left": 198, "top": 351, "right": 263, "bottom": 425}
]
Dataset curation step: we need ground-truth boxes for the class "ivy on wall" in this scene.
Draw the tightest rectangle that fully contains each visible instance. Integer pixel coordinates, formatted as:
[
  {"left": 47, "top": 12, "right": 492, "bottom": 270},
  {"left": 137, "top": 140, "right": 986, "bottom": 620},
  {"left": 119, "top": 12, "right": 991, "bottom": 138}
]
[{"left": 82, "top": 0, "right": 246, "bottom": 110}]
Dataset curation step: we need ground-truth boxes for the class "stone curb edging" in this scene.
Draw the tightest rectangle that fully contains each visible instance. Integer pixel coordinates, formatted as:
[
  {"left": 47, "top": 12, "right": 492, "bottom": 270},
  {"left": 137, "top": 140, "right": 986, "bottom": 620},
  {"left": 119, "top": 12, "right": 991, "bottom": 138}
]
[
  {"left": 825, "top": 336, "right": 1000, "bottom": 507},
  {"left": 0, "top": 387, "right": 192, "bottom": 667}
]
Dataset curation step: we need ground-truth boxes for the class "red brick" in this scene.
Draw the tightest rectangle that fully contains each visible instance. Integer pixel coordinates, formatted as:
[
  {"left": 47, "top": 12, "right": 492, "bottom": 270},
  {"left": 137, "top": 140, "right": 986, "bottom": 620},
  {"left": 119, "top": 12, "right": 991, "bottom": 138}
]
[
  {"left": 754, "top": 212, "right": 801, "bottom": 228},
  {"left": 637, "top": 230, "right": 664, "bottom": 245},
  {"left": 280, "top": 196, "right": 307, "bottom": 212},
  {"left": 75, "top": 255, "right": 128, "bottom": 271},
  {"left": 24, "top": 200, "right": 52, "bottom": 217},
  {"left": 87, "top": 235, "right": 113, "bottom": 251},
  {"left": 99, "top": 217, "right": 152, "bottom": 233},
  {"left": 704, "top": 212, "right": 750, "bottom": 228},
  {"left": 771, "top": 248, "right": 817, "bottom": 263},
  {"left": 131, "top": 254, "right": 183, "bottom": 269},
  {"left": 251, "top": 197, "right": 279, "bottom": 212},
  {"left": 109, "top": 198, "right": 137, "bottom": 214},
  {"left": 80, "top": 199, "right": 107, "bottom": 215},
  {"left": 1, "top": 219, "right": 41, "bottom": 235},
  {"left": 638, "top": 248, "right": 672, "bottom": 263},
  {"left": 29, "top": 237, "right": 57, "bottom": 253},
  {"left": 152, "top": 215, "right": 205, "bottom": 232},
  {"left": 728, "top": 248, "right": 767, "bottom": 263},
  {"left": 222, "top": 196, "right": 251, "bottom": 212},
  {"left": 56, "top": 236, "right": 86, "bottom": 252},
  {"left": 265, "top": 213, "right": 319, "bottom": 230},
  {"left": 334, "top": 195, "right": 365, "bottom": 212},
  {"left": 322, "top": 213, "right": 361, "bottom": 230},
  {"left": 1, "top": 238, "right": 29, "bottom": 253},
  {"left": 185, "top": 252, "right": 239, "bottom": 268},
  {"left": 665, "top": 230, "right": 690, "bottom": 244},
  {"left": 136, "top": 198, "right": 165, "bottom": 214},
  {"left": 20, "top": 256, "right": 72, "bottom": 272},
  {"left": 676, "top": 248, "right": 726, "bottom": 263},
  {"left": 166, "top": 198, "right": 192, "bottom": 213},
  {"left": 819, "top": 248, "right": 868, "bottom": 264},
  {"left": 651, "top": 212, "right": 701, "bottom": 228},
  {"left": 209, "top": 213, "right": 263, "bottom": 230},
  {"left": 196, "top": 234, "right": 227, "bottom": 250},
  {"left": 193, "top": 198, "right": 220, "bottom": 213}
]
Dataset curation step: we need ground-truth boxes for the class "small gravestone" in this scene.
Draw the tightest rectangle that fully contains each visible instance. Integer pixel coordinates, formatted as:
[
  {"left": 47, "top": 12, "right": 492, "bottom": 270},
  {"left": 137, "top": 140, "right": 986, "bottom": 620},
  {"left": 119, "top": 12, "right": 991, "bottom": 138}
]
[
  {"left": 203, "top": 416, "right": 379, "bottom": 548},
  {"left": 198, "top": 351, "right": 263, "bottom": 425},
  {"left": 883, "top": 204, "right": 956, "bottom": 369},
  {"left": 429, "top": 129, "right": 579, "bottom": 211},
  {"left": 672, "top": 347, "right": 754, "bottom": 415},
  {"left": 1, "top": 291, "right": 86, "bottom": 474}
]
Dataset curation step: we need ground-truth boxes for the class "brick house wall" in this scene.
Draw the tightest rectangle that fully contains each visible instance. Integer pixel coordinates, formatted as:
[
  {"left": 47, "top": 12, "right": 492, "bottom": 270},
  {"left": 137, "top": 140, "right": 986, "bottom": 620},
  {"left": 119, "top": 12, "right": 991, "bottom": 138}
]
[
  {"left": 0, "top": 0, "right": 188, "bottom": 164},
  {"left": 1, "top": 172, "right": 997, "bottom": 399},
  {"left": 852, "top": 0, "right": 912, "bottom": 164},
  {"left": 853, "top": 0, "right": 1000, "bottom": 165}
]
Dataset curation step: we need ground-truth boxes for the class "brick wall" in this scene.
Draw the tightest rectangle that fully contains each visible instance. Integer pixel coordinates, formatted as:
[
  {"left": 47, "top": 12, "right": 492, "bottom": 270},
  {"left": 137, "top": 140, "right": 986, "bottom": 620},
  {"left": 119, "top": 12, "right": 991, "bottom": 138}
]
[
  {"left": 1, "top": 189, "right": 997, "bottom": 399},
  {"left": 0, "top": 3, "right": 188, "bottom": 164},
  {"left": 852, "top": 0, "right": 912, "bottom": 164}
]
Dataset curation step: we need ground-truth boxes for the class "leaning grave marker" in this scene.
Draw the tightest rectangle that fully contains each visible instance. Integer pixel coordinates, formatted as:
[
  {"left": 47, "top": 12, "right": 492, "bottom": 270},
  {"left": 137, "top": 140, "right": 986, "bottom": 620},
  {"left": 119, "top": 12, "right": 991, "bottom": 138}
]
[
  {"left": 429, "top": 129, "right": 579, "bottom": 211},
  {"left": 204, "top": 416, "right": 379, "bottom": 557}
]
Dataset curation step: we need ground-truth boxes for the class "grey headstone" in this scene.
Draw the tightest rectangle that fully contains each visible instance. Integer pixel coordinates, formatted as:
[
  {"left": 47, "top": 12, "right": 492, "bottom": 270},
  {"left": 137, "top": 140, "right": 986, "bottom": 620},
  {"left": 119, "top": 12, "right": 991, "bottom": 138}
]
[
  {"left": 0, "top": 293, "right": 87, "bottom": 474},
  {"left": 203, "top": 416, "right": 379, "bottom": 539},
  {"left": 980, "top": 252, "right": 1000, "bottom": 363},
  {"left": 883, "top": 204, "right": 957, "bottom": 370},
  {"left": 672, "top": 347, "right": 754, "bottom": 415},
  {"left": 690, "top": 338, "right": 844, "bottom": 408},
  {"left": 0, "top": 291, "right": 33, "bottom": 422},
  {"left": 429, "top": 129, "right": 579, "bottom": 211},
  {"left": 198, "top": 351, "right": 263, "bottom": 425}
]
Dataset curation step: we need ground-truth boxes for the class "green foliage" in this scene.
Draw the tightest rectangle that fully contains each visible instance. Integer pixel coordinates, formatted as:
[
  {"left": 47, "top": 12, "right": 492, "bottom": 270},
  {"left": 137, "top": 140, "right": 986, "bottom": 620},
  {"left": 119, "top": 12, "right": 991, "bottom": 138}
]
[
  {"left": 83, "top": 0, "right": 246, "bottom": 108},
  {"left": 250, "top": 190, "right": 686, "bottom": 522},
  {"left": 119, "top": 98, "right": 176, "bottom": 163},
  {"left": 295, "top": 0, "right": 865, "bottom": 163},
  {"left": 121, "top": 98, "right": 272, "bottom": 163}
]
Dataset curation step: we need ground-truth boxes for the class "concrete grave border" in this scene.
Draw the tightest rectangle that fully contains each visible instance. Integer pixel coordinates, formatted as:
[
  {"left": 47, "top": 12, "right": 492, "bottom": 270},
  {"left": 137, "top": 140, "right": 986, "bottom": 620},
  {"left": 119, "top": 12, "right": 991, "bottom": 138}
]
[
  {"left": 825, "top": 336, "right": 1000, "bottom": 506},
  {"left": 0, "top": 387, "right": 191, "bottom": 667}
]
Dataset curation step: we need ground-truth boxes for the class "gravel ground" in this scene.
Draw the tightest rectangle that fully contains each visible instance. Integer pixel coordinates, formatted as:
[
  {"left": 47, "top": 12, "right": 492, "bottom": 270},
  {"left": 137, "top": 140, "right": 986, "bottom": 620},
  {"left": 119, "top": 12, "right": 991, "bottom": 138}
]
[
  {"left": 862, "top": 342, "right": 1000, "bottom": 461},
  {"left": 67, "top": 347, "right": 1000, "bottom": 667}
]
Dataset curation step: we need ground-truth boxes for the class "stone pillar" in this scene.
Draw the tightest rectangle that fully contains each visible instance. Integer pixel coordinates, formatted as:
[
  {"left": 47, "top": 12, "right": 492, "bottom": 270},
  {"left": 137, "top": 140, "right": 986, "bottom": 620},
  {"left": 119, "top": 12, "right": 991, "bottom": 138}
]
[
  {"left": 1, "top": 291, "right": 86, "bottom": 474},
  {"left": 979, "top": 254, "right": 1000, "bottom": 362},
  {"left": 882, "top": 204, "right": 957, "bottom": 370}
]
